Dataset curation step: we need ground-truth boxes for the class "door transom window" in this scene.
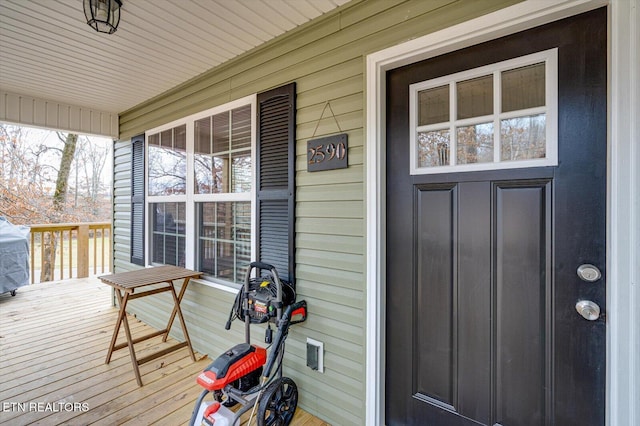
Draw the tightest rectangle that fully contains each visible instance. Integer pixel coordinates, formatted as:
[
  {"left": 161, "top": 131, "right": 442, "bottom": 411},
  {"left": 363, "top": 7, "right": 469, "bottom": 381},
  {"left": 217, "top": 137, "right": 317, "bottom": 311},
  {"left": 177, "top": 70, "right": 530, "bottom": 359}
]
[{"left": 409, "top": 48, "right": 558, "bottom": 174}]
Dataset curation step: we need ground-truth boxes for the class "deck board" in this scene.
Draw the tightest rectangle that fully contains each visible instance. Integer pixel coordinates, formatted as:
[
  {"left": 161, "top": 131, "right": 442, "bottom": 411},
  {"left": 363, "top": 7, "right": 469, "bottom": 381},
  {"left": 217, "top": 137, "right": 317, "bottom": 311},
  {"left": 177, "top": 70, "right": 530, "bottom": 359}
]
[{"left": 0, "top": 278, "right": 329, "bottom": 425}]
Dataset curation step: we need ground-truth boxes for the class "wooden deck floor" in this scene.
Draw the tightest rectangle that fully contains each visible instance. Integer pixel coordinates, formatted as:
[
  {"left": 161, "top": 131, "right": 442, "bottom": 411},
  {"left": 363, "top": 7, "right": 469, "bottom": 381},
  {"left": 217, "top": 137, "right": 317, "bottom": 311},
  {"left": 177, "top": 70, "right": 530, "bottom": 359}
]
[{"left": 0, "top": 278, "right": 328, "bottom": 426}]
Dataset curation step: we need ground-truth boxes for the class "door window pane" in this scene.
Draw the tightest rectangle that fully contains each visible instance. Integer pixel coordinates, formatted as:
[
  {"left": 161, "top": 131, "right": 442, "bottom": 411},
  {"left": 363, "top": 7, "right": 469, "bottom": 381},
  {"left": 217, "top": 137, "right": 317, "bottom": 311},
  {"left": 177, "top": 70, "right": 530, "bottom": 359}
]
[
  {"left": 418, "top": 85, "right": 449, "bottom": 126},
  {"left": 502, "top": 63, "right": 545, "bottom": 112},
  {"left": 457, "top": 75, "right": 493, "bottom": 119},
  {"left": 457, "top": 122, "right": 494, "bottom": 164},
  {"left": 418, "top": 130, "right": 450, "bottom": 167},
  {"left": 500, "top": 114, "right": 546, "bottom": 161}
]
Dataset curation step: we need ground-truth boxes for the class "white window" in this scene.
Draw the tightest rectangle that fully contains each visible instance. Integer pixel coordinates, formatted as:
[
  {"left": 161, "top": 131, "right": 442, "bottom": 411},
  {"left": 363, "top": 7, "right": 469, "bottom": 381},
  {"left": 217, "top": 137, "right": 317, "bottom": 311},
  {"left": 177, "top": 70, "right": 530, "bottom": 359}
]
[
  {"left": 146, "top": 96, "right": 256, "bottom": 284},
  {"left": 409, "top": 49, "right": 558, "bottom": 174}
]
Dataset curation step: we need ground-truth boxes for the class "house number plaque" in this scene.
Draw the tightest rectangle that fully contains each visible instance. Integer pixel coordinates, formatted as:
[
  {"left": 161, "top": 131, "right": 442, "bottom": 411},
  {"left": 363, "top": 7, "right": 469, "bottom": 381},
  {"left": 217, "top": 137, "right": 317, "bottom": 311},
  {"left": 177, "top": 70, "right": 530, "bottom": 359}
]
[{"left": 307, "top": 133, "right": 348, "bottom": 172}]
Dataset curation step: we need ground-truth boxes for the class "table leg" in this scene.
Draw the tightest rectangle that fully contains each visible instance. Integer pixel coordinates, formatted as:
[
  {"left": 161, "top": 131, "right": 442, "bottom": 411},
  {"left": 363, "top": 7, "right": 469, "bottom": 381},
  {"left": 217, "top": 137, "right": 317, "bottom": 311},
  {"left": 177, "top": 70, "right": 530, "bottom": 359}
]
[
  {"left": 105, "top": 289, "right": 143, "bottom": 386},
  {"left": 106, "top": 288, "right": 126, "bottom": 364},
  {"left": 120, "top": 293, "right": 143, "bottom": 386},
  {"left": 162, "top": 277, "right": 190, "bottom": 342},
  {"left": 168, "top": 281, "right": 196, "bottom": 361}
]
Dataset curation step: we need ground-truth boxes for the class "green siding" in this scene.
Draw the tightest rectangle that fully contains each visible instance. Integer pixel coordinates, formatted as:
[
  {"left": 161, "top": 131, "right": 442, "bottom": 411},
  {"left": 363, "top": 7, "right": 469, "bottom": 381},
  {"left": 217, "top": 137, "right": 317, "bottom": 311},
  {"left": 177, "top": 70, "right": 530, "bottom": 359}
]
[
  {"left": 113, "top": 0, "right": 522, "bottom": 424},
  {"left": 112, "top": 140, "right": 134, "bottom": 271}
]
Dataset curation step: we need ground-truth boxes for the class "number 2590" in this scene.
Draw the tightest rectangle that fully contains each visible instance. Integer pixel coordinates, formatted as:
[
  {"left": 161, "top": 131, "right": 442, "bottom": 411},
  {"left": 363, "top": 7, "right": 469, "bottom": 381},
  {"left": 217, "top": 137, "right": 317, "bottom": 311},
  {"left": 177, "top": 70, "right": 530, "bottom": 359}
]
[{"left": 308, "top": 142, "right": 346, "bottom": 164}]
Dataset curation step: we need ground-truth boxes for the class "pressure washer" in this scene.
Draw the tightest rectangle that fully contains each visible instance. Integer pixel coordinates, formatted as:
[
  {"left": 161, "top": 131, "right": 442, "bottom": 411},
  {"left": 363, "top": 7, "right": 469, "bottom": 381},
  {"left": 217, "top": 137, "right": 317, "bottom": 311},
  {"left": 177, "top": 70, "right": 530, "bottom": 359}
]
[{"left": 189, "top": 261, "right": 307, "bottom": 426}]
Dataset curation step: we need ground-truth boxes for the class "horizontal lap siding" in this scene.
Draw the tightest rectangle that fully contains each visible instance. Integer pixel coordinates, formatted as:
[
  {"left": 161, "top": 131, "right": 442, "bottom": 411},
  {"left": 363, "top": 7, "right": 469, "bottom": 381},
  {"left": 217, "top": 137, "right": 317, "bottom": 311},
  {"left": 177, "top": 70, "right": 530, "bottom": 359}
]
[
  {"left": 114, "top": 1, "right": 521, "bottom": 424},
  {"left": 112, "top": 141, "right": 134, "bottom": 272}
]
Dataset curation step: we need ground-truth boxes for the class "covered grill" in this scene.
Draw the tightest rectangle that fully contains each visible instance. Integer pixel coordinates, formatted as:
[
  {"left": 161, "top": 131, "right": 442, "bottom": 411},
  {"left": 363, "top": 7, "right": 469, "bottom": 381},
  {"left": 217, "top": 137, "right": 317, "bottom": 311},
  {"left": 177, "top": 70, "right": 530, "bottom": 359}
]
[{"left": 0, "top": 217, "right": 30, "bottom": 296}]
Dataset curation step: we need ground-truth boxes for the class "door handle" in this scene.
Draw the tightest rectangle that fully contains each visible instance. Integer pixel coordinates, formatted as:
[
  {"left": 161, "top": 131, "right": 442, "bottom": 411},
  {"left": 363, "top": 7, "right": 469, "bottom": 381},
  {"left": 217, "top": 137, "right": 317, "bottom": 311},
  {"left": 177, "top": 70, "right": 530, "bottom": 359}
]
[{"left": 575, "top": 300, "right": 600, "bottom": 321}]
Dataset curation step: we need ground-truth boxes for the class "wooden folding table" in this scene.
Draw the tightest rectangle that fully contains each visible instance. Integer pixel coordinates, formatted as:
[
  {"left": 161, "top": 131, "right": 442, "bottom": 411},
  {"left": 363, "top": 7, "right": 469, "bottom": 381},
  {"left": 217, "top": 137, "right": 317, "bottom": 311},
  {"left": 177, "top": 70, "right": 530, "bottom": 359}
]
[{"left": 99, "top": 265, "right": 202, "bottom": 386}]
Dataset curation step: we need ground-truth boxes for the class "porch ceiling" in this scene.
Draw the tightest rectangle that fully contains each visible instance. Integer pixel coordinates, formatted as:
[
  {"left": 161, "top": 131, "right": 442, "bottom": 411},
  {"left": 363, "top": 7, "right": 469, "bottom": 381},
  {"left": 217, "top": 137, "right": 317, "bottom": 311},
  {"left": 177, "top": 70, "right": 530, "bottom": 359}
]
[{"left": 0, "top": 0, "right": 349, "bottom": 115}]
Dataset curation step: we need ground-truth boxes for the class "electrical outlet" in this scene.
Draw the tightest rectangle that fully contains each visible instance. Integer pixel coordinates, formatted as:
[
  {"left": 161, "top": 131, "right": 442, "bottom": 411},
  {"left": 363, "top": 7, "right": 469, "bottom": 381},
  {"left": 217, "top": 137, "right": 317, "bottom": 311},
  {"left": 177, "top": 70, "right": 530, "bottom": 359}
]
[{"left": 306, "top": 337, "right": 324, "bottom": 373}]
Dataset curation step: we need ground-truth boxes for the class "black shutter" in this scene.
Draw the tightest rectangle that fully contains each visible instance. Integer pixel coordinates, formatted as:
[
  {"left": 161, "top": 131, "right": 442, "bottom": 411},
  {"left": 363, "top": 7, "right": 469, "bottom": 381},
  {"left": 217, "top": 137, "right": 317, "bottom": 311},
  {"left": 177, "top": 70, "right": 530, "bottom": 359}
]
[
  {"left": 130, "top": 134, "right": 145, "bottom": 266},
  {"left": 256, "top": 83, "right": 296, "bottom": 283}
]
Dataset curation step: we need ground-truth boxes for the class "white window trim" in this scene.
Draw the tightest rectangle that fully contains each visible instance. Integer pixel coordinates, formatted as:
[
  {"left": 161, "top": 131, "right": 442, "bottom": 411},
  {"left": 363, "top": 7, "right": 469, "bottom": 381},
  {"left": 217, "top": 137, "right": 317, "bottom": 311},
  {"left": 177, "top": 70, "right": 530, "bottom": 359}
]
[
  {"left": 144, "top": 94, "right": 257, "bottom": 287},
  {"left": 409, "top": 48, "right": 558, "bottom": 175}
]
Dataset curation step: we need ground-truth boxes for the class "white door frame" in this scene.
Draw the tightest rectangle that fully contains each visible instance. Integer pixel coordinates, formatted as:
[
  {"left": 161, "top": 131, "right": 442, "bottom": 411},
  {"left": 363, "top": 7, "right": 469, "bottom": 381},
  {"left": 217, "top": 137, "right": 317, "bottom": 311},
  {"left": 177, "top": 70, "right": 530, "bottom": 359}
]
[{"left": 364, "top": 0, "right": 640, "bottom": 424}]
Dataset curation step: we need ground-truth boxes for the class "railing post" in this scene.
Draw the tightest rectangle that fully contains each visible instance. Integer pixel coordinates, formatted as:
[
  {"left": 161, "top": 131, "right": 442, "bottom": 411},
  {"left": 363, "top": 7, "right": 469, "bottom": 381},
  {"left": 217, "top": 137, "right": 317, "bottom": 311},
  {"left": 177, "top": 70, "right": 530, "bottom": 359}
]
[{"left": 77, "top": 224, "right": 90, "bottom": 278}]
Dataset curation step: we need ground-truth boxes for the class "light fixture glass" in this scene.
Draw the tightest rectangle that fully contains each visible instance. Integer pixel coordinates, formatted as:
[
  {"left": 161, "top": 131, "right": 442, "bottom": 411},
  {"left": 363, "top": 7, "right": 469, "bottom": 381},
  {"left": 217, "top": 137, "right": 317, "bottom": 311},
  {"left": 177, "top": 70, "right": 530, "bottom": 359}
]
[{"left": 84, "top": 0, "right": 122, "bottom": 34}]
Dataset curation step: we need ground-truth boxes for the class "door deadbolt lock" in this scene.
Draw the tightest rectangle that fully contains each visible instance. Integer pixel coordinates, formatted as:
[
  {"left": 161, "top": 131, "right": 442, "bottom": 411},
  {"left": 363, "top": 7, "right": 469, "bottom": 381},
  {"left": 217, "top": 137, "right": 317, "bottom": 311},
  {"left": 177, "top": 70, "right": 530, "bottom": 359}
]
[
  {"left": 577, "top": 264, "right": 601, "bottom": 282},
  {"left": 576, "top": 300, "right": 601, "bottom": 321}
]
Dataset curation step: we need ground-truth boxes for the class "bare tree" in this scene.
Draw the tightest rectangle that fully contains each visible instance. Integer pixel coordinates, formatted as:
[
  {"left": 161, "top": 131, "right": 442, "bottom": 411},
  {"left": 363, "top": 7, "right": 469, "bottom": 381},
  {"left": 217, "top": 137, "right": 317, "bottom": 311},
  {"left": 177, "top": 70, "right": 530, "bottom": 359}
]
[
  {"left": 0, "top": 125, "right": 54, "bottom": 222},
  {"left": 41, "top": 133, "right": 79, "bottom": 281},
  {"left": 72, "top": 136, "right": 110, "bottom": 215},
  {"left": 52, "top": 133, "right": 78, "bottom": 213}
]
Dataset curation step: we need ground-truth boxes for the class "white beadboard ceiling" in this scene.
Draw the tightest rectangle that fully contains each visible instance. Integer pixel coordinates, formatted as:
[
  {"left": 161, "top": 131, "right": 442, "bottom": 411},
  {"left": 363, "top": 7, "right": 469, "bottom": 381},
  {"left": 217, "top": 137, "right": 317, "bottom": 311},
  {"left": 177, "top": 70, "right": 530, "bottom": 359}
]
[{"left": 0, "top": 0, "right": 349, "bottom": 115}]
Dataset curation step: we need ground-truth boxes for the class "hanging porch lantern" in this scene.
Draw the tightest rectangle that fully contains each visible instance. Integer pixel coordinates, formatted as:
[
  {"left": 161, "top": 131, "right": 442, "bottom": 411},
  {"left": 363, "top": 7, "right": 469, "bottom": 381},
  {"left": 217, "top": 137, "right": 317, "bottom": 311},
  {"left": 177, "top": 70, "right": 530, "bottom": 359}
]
[{"left": 84, "top": 0, "right": 122, "bottom": 34}]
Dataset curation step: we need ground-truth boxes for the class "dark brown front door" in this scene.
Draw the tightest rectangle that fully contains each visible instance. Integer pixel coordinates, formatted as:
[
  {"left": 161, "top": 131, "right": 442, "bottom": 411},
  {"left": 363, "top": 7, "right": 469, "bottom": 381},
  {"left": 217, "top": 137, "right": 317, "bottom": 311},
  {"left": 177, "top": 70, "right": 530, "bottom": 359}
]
[{"left": 385, "top": 9, "right": 606, "bottom": 426}]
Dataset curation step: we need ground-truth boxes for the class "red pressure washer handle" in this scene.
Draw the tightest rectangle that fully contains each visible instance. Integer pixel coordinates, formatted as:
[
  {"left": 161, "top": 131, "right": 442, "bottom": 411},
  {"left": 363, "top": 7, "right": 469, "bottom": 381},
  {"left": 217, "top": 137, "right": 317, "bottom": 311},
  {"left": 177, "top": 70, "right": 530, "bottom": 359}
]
[
  {"left": 290, "top": 302, "right": 308, "bottom": 325},
  {"left": 263, "top": 300, "right": 307, "bottom": 378}
]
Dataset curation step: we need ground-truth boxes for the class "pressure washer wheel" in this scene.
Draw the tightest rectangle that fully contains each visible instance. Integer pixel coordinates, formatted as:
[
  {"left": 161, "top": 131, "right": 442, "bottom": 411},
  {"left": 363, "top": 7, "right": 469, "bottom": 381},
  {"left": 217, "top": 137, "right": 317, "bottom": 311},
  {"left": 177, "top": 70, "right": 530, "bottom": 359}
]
[{"left": 257, "top": 377, "right": 298, "bottom": 426}]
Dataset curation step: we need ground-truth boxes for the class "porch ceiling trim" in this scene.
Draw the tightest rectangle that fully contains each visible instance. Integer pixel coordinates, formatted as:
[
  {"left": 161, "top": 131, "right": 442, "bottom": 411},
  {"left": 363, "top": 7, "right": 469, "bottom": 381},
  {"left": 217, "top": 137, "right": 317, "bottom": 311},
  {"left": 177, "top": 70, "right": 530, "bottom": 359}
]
[{"left": 0, "top": 90, "right": 118, "bottom": 138}]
